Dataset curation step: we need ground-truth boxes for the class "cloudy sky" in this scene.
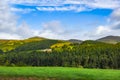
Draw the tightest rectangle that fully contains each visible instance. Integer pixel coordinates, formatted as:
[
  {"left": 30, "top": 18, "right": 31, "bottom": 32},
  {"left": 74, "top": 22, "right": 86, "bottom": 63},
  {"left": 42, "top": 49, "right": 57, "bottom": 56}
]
[{"left": 0, "top": 0, "right": 120, "bottom": 40}]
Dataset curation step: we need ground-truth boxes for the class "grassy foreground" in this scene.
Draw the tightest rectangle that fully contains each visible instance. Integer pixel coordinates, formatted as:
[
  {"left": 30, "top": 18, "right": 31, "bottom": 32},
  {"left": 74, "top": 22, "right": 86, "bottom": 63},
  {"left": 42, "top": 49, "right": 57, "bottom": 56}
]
[{"left": 0, "top": 67, "right": 120, "bottom": 80}]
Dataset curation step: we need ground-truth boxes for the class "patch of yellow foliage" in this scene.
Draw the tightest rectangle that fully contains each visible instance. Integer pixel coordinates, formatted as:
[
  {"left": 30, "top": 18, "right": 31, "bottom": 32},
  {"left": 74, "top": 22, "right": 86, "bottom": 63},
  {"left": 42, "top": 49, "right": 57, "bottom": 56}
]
[{"left": 51, "top": 42, "right": 71, "bottom": 48}]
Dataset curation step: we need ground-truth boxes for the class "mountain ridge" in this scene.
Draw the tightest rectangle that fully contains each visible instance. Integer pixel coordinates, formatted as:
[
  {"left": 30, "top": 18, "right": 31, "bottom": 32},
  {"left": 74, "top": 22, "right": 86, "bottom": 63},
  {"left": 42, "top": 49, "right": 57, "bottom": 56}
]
[
  {"left": 68, "top": 39, "right": 82, "bottom": 43},
  {"left": 1, "top": 35, "right": 120, "bottom": 52},
  {"left": 1, "top": 35, "right": 120, "bottom": 43},
  {"left": 97, "top": 35, "right": 120, "bottom": 44}
]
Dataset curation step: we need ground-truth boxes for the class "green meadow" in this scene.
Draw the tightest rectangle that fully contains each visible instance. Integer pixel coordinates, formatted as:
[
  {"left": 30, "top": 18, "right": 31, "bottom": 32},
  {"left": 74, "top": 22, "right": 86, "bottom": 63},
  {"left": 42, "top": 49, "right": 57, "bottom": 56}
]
[{"left": 0, "top": 67, "right": 119, "bottom": 80}]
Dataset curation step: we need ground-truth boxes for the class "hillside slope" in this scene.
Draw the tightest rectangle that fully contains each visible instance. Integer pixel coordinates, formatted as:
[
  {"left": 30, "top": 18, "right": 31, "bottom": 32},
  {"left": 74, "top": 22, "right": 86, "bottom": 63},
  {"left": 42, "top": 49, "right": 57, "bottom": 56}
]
[
  {"left": 68, "top": 39, "right": 82, "bottom": 43},
  {"left": 1, "top": 35, "right": 120, "bottom": 52},
  {"left": 0, "top": 37, "right": 67, "bottom": 52},
  {"left": 97, "top": 36, "right": 120, "bottom": 44},
  {"left": 0, "top": 37, "right": 45, "bottom": 52}
]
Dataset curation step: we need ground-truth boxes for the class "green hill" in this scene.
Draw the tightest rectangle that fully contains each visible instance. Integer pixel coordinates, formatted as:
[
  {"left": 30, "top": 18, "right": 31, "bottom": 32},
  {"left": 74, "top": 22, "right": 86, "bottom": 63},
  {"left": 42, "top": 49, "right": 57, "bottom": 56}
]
[
  {"left": 1, "top": 35, "right": 120, "bottom": 52},
  {"left": 14, "top": 39, "right": 64, "bottom": 52},
  {"left": 0, "top": 37, "right": 45, "bottom": 52},
  {"left": 0, "top": 37, "right": 66, "bottom": 52},
  {"left": 0, "top": 36, "right": 120, "bottom": 69}
]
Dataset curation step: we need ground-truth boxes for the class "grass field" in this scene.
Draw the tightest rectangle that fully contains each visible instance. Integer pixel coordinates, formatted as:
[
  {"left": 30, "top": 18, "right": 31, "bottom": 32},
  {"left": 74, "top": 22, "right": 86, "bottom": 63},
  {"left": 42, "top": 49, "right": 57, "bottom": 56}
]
[{"left": 0, "top": 67, "right": 120, "bottom": 80}]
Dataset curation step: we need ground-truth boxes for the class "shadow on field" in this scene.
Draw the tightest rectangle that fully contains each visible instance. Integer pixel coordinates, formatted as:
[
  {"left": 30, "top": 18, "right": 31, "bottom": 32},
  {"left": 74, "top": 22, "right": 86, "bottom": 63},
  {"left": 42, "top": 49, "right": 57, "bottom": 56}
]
[
  {"left": 0, "top": 77, "right": 88, "bottom": 80},
  {"left": 0, "top": 77, "right": 65, "bottom": 80}
]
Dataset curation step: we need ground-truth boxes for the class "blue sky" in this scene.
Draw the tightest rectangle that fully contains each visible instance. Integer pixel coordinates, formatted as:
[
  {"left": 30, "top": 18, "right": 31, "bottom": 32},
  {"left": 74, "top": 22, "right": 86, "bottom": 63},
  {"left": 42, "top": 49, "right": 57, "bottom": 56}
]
[
  {"left": 17, "top": 9, "right": 111, "bottom": 28},
  {"left": 0, "top": 0, "right": 120, "bottom": 40}
]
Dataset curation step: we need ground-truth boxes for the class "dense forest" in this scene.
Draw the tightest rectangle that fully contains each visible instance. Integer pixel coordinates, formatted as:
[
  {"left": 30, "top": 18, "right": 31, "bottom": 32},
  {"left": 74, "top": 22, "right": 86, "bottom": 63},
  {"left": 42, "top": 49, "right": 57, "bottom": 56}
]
[{"left": 0, "top": 39, "right": 120, "bottom": 69}]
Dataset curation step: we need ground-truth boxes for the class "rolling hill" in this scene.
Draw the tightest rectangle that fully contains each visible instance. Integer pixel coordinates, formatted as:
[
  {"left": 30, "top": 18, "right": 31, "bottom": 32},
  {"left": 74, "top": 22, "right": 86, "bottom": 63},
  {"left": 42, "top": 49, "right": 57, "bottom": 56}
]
[
  {"left": 14, "top": 39, "right": 64, "bottom": 52},
  {"left": 68, "top": 39, "right": 82, "bottom": 43},
  {"left": 1, "top": 35, "right": 120, "bottom": 52},
  {"left": 97, "top": 35, "right": 120, "bottom": 44},
  {"left": 0, "top": 36, "right": 120, "bottom": 69},
  {"left": 0, "top": 37, "right": 68, "bottom": 52},
  {"left": 0, "top": 37, "right": 46, "bottom": 52}
]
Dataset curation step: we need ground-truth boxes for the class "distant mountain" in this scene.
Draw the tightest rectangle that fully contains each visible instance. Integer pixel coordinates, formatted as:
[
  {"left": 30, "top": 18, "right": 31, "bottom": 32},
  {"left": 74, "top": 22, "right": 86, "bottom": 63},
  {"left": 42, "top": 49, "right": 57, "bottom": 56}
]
[
  {"left": 97, "top": 35, "right": 120, "bottom": 44},
  {"left": 68, "top": 39, "right": 82, "bottom": 43}
]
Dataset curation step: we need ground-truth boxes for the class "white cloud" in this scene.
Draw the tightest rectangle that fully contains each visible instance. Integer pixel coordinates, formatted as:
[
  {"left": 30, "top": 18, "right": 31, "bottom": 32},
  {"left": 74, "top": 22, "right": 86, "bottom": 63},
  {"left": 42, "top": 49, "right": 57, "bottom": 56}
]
[
  {"left": 0, "top": 0, "right": 17, "bottom": 34},
  {"left": 64, "top": 0, "right": 120, "bottom": 9},
  {"left": 42, "top": 21, "right": 64, "bottom": 33},
  {"left": 85, "top": 8, "right": 120, "bottom": 40},
  {"left": 0, "top": 33, "right": 21, "bottom": 40},
  {"left": 37, "top": 21, "right": 66, "bottom": 39},
  {"left": 10, "top": 8, "right": 36, "bottom": 13},
  {"left": 8, "top": 0, "right": 64, "bottom": 7},
  {"left": 36, "top": 21, "right": 87, "bottom": 40},
  {"left": 108, "top": 8, "right": 120, "bottom": 30},
  {"left": 96, "top": 26, "right": 111, "bottom": 35},
  {"left": 111, "top": 21, "right": 120, "bottom": 29},
  {"left": 0, "top": 0, "right": 37, "bottom": 39},
  {"left": 110, "top": 8, "right": 120, "bottom": 22},
  {"left": 36, "top": 5, "right": 90, "bottom": 12},
  {"left": 86, "top": 0, "right": 120, "bottom": 9},
  {"left": 6, "top": 0, "right": 120, "bottom": 12},
  {"left": 16, "top": 22, "right": 38, "bottom": 38}
]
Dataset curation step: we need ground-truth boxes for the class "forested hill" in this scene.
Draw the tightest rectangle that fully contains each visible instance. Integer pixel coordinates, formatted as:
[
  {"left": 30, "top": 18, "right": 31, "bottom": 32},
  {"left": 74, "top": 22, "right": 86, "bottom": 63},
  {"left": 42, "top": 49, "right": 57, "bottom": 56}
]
[
  {"left": 0, "top": 36, "right": 120, "bottom": 69},
  {"left": 0, "top": 37, "right": 67, "bottom": 52},
  {"left": 0, "top": 37, "right": 44, "bottom": 52},
  {"left": 1, "top": 35, "right": 120, "bottom": 52}
]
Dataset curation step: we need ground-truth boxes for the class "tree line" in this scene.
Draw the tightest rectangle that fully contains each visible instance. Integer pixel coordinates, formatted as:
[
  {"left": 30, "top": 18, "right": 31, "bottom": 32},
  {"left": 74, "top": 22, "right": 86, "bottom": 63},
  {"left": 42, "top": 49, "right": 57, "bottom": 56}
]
[{"left": 0, "top": 40, "right": 120, "bottom": 69}]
